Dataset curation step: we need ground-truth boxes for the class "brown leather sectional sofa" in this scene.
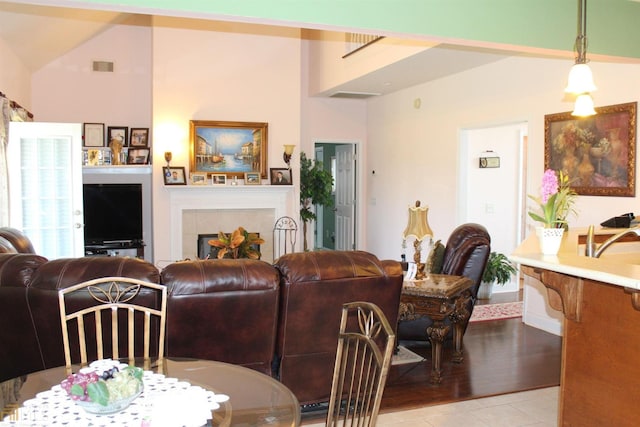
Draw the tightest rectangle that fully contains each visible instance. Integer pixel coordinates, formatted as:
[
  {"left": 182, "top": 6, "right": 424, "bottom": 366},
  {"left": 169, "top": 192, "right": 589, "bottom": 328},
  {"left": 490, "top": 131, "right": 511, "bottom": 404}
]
[{"left": 0, "top": 228, "right": 403, "bottom": 406}]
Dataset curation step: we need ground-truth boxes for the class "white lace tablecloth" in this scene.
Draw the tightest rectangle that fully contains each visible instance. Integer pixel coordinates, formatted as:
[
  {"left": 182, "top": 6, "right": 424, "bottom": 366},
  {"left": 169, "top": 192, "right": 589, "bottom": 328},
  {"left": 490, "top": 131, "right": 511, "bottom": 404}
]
[{"left": 1, "top": 368, "right": 229, "bottom": 427}]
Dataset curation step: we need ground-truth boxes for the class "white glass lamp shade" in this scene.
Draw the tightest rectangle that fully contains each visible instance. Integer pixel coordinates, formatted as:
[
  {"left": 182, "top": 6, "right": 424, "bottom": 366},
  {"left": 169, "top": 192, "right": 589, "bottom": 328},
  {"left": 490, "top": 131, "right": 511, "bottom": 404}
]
[
  {"left": 572, "top": 93, "right": 596, "bottom": 117},
  {"left": 565, "top": 63, "right": 597, "bottom": 94},
  {"left": 403, "top": 205, "right": 433, "bottom": 241}
]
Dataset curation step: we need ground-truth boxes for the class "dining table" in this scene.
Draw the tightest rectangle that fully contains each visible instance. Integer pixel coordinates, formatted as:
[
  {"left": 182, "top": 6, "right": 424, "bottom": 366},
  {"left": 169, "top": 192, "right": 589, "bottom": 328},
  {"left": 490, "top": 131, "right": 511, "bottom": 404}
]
[{"left": 0, "top": 357, "right": 301, "bottom": 426}]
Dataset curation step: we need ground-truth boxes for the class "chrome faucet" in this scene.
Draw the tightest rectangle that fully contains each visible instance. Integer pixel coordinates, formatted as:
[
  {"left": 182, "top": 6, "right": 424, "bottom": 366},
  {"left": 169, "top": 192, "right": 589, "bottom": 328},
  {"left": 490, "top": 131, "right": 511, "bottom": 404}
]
[{"left": 585, "top": 225, "right": 640, "bottom": 258}]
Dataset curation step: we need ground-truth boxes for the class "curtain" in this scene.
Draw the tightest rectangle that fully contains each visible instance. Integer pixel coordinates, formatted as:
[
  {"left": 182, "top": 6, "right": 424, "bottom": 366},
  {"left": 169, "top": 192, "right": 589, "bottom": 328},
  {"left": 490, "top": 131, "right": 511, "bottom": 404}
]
[
  {"left": 0, "top": 96, "right": 10, "bottom": 226},
  {"left": 0, "top": 94, "right": 33, "bottom": 227}
]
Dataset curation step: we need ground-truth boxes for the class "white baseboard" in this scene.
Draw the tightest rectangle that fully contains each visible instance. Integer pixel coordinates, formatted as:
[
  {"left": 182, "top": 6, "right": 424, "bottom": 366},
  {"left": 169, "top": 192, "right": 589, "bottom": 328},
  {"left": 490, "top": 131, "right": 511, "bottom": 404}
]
[{"left": 523, "top": 311, "right": 563, "bottom": 336}]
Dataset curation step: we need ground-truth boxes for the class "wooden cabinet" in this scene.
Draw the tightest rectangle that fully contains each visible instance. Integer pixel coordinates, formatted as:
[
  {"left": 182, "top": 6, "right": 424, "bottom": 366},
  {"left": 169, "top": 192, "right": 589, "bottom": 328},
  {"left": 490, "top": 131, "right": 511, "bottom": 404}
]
[{"left": 522, "top": 266, "right": 640, "bottom": 426}]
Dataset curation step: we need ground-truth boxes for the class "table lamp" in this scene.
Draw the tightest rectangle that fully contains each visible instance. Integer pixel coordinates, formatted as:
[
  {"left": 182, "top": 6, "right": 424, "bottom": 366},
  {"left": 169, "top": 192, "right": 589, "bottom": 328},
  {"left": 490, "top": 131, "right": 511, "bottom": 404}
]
[{"left": 403, "top": 200, "right": 433, "bottom": 280}]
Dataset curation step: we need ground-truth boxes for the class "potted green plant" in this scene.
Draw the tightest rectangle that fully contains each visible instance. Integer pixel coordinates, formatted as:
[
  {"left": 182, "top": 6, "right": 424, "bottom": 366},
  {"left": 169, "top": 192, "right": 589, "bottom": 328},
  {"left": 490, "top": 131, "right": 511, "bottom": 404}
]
[
  {"left": 208, "top": 227, "right": 265, "bottom": 259},
  {"left": 299, "top": 152, "right": 333, "bottom": 251},
  {"left": 478, "top": 252, "right": 517, "bottom": 299}
]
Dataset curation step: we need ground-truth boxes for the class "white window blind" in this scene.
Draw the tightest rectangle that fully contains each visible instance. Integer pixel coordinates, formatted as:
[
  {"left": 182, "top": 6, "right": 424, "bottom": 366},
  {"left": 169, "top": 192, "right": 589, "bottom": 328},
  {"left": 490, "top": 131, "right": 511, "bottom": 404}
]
[{"left": 8, "top": 122, "right": 83, "bottom": 258}]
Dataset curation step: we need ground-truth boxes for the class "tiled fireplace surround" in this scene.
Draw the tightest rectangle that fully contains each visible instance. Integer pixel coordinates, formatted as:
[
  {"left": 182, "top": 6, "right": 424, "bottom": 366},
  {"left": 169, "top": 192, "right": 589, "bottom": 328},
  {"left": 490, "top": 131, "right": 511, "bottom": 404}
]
[{"left": 168, "top": 186, "right": 295, "bottom": 263}]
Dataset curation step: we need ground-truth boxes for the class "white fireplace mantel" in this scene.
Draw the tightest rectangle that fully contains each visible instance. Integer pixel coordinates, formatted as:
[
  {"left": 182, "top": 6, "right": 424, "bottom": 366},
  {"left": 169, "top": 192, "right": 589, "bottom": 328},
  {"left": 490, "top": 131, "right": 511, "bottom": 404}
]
[{"left": 166, "top": 185, "right": 295, "bottom": 261}]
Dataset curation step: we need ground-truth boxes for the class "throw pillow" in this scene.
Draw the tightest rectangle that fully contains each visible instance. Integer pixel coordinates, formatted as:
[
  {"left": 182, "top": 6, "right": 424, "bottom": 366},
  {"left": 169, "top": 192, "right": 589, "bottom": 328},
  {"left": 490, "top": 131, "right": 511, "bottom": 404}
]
[{"left": 426, "top": 240, "right": 445, "bottom": 274}]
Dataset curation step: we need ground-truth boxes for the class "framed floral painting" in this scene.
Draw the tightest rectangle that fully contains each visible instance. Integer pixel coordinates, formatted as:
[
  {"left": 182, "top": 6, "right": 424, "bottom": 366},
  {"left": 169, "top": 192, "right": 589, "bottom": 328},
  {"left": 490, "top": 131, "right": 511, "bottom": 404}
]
[{"left": 544, "top": 101, "right": 637, "bottom": 197}]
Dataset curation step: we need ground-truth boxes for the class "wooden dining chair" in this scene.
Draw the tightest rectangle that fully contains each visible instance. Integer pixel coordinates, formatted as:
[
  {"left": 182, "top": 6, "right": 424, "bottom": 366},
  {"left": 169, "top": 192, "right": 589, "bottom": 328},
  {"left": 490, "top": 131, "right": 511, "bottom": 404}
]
[
  {"left": 326, "top": 302, "right": 395, "bottom": 427},
  {"left": 58, "top": 277, "right": 167, "bottom": 368}
]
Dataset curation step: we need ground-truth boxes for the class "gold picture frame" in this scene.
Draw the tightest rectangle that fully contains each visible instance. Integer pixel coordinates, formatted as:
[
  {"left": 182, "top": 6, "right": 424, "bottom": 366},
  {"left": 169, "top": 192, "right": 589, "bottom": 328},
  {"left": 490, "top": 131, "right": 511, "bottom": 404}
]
[
  {"left": 544, "top": 101, "right": 637, "bottom": 197},
  {"left": 190, "top": 172, "right": 208, "bottom": 185},
  {"left": 244, "top": 172, "right": 261, "bottom": 185},
  {"left": 190, "top": 120, "right": 268, "bottom": 179}
]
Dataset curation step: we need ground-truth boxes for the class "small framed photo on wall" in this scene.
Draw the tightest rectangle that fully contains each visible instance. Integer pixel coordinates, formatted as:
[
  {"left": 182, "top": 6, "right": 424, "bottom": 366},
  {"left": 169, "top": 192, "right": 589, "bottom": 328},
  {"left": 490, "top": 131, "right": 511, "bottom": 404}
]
[
  {"left": 107, "top": 126, "right": 128, "bottom": 147},
  {"left": 130, "top": 128, "right": 149, "bottom": 147},
  {"left": 163, "top": 166, "right": 187, "bottom": 185},
  {"left": 83, "top": 123, "right": 105, "bottom": 147}
]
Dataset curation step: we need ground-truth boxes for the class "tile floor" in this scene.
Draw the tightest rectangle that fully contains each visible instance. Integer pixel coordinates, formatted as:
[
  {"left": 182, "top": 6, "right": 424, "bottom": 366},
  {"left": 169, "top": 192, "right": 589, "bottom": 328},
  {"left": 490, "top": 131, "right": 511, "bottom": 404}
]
[{"left": 302, "top": 386, "right": 559, "bottom": 427}]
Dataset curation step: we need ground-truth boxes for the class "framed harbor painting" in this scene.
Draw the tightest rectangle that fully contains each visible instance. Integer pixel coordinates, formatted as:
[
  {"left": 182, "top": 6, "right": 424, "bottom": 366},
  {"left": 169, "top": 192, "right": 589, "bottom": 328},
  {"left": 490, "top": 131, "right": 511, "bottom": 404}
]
[
  {"left": 189, "top": 120, "right": 268, "bottom": 179},
  {"left": 544, "top": 101, "right": 636, "bottom": 197}
]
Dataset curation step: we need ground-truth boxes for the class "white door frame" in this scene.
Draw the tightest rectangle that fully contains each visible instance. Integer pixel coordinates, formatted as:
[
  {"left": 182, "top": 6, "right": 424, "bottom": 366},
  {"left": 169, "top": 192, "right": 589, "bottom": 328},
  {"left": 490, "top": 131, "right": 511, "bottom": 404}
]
[
  {"left": 458, "top": 122, "right": 528, "bottom": 293},
  {"left": 314, "top": 145, "right": 325, "bottom": 249},
  {"left": 313, "top": 140, "right": 361, "bottom": 250}
]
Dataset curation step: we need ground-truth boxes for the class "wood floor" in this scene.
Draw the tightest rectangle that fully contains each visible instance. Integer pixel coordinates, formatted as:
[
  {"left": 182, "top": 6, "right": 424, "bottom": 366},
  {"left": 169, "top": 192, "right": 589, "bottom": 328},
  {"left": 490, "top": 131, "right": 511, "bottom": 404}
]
[{"left": 303, "top": 291, "right": 562, "bottom": 422}]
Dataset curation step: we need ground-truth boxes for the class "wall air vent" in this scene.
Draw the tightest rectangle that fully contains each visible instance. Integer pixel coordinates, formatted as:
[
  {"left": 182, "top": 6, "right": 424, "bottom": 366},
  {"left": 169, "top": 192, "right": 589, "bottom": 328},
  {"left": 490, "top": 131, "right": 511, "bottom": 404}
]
[
  {"left": 92, "top": 61, "right": 114, "bottom": 72},
  {"left": 329, "top": 91, "right": 381, "bottom": 99}
]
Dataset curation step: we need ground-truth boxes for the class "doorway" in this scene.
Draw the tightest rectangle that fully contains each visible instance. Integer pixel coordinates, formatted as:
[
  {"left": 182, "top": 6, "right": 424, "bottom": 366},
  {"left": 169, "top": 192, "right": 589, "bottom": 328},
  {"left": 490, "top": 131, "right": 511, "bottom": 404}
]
[
  {"left": 314, "top": 141, "right": 357, "bottom": 251},
  {"left": 459, "top": 122, "right": 528, "bottom": 293}
]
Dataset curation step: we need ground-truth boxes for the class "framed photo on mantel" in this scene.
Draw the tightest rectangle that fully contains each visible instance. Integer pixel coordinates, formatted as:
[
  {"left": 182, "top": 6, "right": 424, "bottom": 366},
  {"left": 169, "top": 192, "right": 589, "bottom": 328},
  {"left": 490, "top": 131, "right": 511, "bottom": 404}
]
[
  {"left": 163, "top": 166, "right": 187, "bottom": 185},
  {"left": 270, "top": 168, "right": 291, "bottom": 185}
]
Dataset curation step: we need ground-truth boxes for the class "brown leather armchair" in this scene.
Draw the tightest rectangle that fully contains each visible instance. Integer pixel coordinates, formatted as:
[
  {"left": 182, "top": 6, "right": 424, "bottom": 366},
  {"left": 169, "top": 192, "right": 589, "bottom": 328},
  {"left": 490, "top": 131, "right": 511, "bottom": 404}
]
[{"left": 397, "top": 223, "right": 491, "bottom": 346}]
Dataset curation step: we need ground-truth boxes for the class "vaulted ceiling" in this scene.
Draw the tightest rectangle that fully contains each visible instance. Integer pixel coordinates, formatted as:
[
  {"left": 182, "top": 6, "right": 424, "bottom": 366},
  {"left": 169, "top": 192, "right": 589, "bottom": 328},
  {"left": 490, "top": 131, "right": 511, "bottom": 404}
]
[
  {"left": 0, "top": 2, "right": 516, "bottom": 98},
  {"left": 1, "top": 1, "right": 637, "bottom": 98},
  {"left": 0, "top": 2, "right": 129, "bottom": 71}
]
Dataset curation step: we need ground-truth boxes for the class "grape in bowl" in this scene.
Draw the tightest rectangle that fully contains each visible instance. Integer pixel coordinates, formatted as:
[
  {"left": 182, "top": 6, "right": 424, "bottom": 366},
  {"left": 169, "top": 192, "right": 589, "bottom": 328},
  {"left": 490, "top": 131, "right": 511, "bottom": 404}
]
[{"left": 61, "top": 363, "right": 144, "bottom": 415}]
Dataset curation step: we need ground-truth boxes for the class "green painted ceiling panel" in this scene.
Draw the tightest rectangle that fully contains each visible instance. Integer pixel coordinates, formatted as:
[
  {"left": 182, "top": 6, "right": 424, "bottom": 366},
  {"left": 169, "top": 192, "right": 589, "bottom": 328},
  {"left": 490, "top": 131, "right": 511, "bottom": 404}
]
[{"left": 47, "top": 0, "right": 640, "bottom": 59}]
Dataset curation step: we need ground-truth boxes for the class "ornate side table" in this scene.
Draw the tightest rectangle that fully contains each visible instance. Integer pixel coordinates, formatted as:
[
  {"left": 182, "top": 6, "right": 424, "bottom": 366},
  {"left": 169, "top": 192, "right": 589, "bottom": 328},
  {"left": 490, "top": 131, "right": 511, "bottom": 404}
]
[{"left": 399, "top": 274, "right": 473, "bottom": 384}]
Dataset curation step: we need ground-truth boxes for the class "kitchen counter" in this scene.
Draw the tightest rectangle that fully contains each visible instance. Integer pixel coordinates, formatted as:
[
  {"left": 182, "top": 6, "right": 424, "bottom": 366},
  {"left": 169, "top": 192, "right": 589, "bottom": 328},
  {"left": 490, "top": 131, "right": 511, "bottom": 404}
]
[
  {"left": 511, "top": 226, "right": 640, "bottom": 290},
  {"left": 511, "top": 226, "right": 640, "bottom": 427}
]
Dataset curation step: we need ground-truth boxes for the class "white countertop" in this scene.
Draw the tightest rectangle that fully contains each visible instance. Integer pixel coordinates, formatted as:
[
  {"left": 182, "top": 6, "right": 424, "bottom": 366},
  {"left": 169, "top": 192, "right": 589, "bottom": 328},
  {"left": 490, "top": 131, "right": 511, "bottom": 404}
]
[{"left": 510, "top": 227, "right": 640, "bottom": 290}]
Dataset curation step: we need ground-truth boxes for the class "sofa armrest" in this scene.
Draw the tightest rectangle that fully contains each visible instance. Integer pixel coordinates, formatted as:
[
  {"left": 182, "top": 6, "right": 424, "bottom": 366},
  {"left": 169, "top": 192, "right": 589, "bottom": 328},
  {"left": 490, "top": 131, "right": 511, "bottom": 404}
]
[{"left": 0, "top": 227, "right": 36, "bottom": 254}]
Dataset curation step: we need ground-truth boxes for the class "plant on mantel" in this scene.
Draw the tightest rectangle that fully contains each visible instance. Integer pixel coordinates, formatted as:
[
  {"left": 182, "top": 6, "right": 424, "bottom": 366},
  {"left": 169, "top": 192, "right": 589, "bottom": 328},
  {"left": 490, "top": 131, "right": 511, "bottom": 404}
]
[
  {"left": 208, "top": 227, "right": 265, "bottom": 259},
  {"left": 299, "top": 152, "right": 333, "bottom": 251}
]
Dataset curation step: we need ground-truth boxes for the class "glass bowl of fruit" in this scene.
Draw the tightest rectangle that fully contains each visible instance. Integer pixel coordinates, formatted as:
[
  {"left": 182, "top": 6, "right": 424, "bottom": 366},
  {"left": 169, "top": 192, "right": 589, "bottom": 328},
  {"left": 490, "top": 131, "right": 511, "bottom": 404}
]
[{"left": 61, "top": 360, "right": 144, "bottom": 415}]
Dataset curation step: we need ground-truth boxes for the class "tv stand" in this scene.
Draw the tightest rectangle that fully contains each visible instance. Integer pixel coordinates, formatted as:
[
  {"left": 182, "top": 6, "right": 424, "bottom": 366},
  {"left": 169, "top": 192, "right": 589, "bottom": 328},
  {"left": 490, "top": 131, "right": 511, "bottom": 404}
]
[{"left": 85, "top": 241, "right": 145, "bottom": 258}]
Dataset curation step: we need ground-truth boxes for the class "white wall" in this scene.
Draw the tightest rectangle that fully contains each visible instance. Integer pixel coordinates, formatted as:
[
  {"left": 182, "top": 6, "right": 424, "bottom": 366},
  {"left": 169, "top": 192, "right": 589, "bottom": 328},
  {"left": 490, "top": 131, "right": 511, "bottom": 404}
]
[
  {"left": 150, "top": 17, "right": 303, "bottom": 262},
  {"left": 0, "top": 37, "right": 31, "bottom": 108},
  {"left": 366, "top": 56, "right": 640, "bottom": 261},
  {"left": 461, "top": 122, "right": 526, "bottom": 293},
  {"left": 31, "top": 23, "right": 152, "bottom": 128}
]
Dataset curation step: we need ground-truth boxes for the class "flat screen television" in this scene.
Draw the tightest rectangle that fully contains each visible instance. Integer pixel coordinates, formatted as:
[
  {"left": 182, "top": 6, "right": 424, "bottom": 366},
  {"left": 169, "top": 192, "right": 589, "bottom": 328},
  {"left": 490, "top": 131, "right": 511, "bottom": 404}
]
[{"left": 83, "top": 183, "right": 143, "bottom": 246}]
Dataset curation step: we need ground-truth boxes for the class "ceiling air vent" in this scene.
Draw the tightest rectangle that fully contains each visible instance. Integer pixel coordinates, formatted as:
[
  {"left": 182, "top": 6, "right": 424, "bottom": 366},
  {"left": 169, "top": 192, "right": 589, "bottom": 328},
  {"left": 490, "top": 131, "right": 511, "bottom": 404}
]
[
  {"left": 329, "top": 91, "right": 381, "bottom": 99},
  {"left": 92, "top": 61, "right": 114, "bottom": 72}
]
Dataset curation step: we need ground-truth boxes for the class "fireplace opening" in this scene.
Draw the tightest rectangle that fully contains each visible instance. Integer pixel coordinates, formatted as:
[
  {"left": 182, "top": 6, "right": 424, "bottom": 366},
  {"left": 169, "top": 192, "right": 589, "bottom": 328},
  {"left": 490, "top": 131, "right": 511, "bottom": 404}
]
[{"left": 197, "top": 233, "right": 261, "bottom": 259}]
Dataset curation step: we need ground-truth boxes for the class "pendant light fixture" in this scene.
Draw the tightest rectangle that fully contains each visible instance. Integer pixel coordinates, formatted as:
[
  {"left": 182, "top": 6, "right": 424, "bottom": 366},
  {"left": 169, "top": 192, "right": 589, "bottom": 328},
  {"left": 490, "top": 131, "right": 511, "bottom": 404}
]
[{"left": 565, "top": 0, "right": 597, "bottom": 116}]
